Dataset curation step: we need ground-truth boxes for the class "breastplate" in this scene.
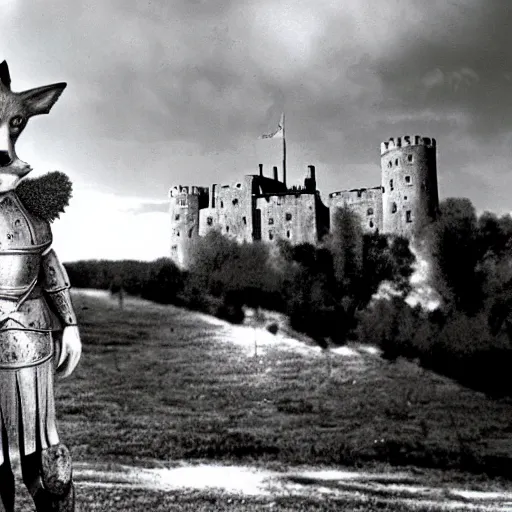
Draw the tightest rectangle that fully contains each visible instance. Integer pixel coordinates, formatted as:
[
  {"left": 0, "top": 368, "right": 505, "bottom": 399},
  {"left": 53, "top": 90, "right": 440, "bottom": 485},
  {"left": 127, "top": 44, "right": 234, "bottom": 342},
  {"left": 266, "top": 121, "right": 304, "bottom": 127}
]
[{"left": 0, "top": 192, "right": 51, "bottom": 298}]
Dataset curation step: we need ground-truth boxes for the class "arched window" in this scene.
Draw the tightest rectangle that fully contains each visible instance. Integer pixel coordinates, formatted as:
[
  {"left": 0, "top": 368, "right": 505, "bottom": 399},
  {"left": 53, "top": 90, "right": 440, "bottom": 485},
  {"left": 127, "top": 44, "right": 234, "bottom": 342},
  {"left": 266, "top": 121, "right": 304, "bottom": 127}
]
[{"left": 391, "top": 202, "right": 397, "bottom": 213}]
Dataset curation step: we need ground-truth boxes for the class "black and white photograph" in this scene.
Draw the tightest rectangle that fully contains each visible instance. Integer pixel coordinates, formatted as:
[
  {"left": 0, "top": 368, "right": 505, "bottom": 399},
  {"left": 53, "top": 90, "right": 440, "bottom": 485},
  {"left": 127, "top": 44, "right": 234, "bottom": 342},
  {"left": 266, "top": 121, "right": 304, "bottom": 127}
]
[{"left": 0, "top": 0, "right": 511, "bottom": 510}]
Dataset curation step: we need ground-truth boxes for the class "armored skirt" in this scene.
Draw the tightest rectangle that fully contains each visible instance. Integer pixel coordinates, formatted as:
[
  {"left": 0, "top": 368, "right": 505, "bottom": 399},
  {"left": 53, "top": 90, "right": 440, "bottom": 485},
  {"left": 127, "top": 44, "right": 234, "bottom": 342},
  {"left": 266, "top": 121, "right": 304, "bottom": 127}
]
[{"left": 0, "top": 292, "right": 61, "bottom": 466}]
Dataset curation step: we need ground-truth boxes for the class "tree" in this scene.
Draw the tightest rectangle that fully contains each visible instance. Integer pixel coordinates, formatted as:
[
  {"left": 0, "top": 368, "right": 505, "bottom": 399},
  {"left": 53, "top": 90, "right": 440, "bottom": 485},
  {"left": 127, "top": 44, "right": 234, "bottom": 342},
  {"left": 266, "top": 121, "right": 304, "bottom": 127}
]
[{"left": 426, "top": 198, "right": 484, "bottom": 315}]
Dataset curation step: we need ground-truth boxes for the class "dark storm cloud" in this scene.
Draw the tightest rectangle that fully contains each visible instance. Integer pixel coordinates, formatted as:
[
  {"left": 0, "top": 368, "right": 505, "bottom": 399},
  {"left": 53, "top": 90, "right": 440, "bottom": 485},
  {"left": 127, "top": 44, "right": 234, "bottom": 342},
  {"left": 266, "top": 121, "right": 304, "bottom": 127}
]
[
  {"left": 2, "top": 0, "right": 511, "bottom": 212},
  {"left": 372, "top": 1, "right": 512, "bottom": 140}
]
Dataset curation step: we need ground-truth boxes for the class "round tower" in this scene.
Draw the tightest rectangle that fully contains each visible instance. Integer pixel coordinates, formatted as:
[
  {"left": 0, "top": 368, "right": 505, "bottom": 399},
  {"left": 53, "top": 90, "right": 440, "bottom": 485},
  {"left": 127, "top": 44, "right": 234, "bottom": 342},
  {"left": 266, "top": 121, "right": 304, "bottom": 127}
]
[
  {"left": 380, "top": 135, "right": 439, "bottom": 237},
  {"left": 169, "top": 185, "right": 208, "bottom": 268}
]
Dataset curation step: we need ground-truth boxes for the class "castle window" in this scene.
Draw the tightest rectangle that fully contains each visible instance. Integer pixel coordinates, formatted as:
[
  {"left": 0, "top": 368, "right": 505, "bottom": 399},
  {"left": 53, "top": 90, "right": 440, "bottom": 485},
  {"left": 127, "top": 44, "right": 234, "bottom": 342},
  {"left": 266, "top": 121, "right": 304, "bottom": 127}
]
[
  {"left": 242, "top": 216, "right": 247, "bottom": 225},
  {"left": 178, "top": 198, "right": 187, "bottom": 207},
  {"left": 176, "top": 230, "right": 180, "bottom": 236},
  {"left": 286, "top": 230, "right": 291, "bottom": 238},
  {"left": 405, "top": 175, "right": 411, "bottom": 184},
  {"left": 232, "top": 198, "right": 239, "bottom": 206},
  {"left": 188, "top": 228, "right": 194, "bottom": 238},
  {"left": 388, "top": 161, "right": 392, "bottom": 168},
  {"left": 407, "top": 154, "right": 413, "bottom": 163},
  {"left": 391, "top": 202, "right": 397, "bottom": 213},
  {"left": 226, "top": 226, "right": 230, "bottom": 233},
  {"left": 171, "top": 245, "right": 177, "bottom": 252},
  {"left": 367, "top": 208, "right": 374, "bottom": 216},
  {"left": 285, "top": 213, "right": 292, "bottom": 221},
  {"left": 404, "top": 196, "right": 408, "bottom": 200},
  {"left": 268, "top": 218, "right": 274, "bottom": 225},
  {"left": 390, "top": 179, "right": 394, "bottom": 191},
  {"left": 406, "top": 210, "right": 412, "bottom": 223},
  {"left": 220, "top": 201, "right": 224, "bottom": 208},
  {"left": 207, "top": 216, "right": 213, "bottom": 226},
  {"left": 174, "top": 214, "right": 180, "bottom": 221},
  {"left": 236, "top": 183, "right": 242, "bottom": 188},
  {"left": 269, "top": 231, "right": 274, "bottom": 240},
  {"left": 382, "top": 186, "right": 385, "bottom": 193},
  {"left": 369, "top": 220, "right": 374, "bottom": 228},
  {"left": 395, "top": 158, "right": 399, "bottom": 166}
]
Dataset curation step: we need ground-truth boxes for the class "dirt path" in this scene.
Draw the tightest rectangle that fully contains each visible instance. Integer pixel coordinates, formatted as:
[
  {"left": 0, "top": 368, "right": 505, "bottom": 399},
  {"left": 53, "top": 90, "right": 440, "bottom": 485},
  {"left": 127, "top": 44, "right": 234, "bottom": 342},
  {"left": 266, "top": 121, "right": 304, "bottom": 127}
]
[{"left": 73, "top": 461, "right": 512, "bottom": 511}]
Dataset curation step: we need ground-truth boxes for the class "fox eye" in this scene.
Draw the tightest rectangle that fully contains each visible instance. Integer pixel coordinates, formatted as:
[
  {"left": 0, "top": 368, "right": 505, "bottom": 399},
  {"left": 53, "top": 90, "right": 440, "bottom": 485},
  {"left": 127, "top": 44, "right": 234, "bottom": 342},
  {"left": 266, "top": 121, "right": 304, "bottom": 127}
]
[{"left": 9, "top": 116, "right": 25, "bottom": 129}]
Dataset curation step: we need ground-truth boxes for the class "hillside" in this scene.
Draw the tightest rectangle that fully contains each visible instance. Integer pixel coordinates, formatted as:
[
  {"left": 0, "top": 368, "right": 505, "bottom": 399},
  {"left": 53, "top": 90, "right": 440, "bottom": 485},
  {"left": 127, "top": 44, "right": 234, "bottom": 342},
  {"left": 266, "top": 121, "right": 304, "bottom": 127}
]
[{"left": 38, "top": 289, "right": 512, "bottom": 511}]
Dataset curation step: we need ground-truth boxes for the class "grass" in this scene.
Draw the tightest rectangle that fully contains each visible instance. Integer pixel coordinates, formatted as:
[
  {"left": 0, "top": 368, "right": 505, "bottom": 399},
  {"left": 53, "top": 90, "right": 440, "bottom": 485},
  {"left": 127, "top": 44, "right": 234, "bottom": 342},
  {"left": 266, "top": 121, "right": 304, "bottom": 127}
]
[
  {"left": 17, "top": 486, "right": 485, "bottom": 512},
  {"left": 56, "top": 290, "right": 512, "bottom": 480}
]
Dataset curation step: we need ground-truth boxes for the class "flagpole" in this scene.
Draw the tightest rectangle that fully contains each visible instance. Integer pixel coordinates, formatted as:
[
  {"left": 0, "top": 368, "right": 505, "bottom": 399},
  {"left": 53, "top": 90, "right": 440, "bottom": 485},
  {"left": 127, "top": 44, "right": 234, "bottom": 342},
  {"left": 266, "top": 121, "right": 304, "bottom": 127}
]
[{"left": 282, "top": 113, "right": 287, "bottom": 187}]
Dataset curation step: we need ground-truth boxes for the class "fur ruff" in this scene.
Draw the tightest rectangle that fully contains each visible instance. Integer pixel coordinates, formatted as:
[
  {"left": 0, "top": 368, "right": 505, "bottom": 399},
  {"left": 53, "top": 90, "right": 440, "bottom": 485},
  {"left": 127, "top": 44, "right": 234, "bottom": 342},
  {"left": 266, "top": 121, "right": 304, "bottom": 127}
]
[{"left": 15, "top": 171, "right": 72, "bottom": 222}]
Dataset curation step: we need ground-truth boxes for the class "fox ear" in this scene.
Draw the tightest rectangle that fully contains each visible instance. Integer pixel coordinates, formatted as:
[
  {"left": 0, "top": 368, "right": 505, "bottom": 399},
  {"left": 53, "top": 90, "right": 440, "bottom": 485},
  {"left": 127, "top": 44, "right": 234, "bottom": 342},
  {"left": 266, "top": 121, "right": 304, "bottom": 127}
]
[
  {"left": 0, "top": 61, "right": 11, "bottom": 90},
  {"left": 19, "top": 82, "right": 67, "bottom": 116}
]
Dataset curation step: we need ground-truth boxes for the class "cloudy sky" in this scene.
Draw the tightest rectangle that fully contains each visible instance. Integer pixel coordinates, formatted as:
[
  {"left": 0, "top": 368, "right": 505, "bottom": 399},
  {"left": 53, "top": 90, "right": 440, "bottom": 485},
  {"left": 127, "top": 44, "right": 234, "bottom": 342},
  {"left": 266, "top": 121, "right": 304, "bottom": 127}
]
[{"left": 1, "top": 0, "right": 511, "bottom": 261}]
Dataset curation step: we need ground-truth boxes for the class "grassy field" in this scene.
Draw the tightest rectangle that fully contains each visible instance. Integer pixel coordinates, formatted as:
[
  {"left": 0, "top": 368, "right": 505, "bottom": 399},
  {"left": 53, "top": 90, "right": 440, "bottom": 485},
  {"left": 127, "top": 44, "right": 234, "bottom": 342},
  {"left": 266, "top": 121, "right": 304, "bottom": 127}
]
[
  {"left": 54, "top": 290, "right": 512, "bottom": 478},
  {"left": 17, "top": 486, "right": 489, "bottom": 512},
  {"left": 28, "top": 289, "right": 512, "bottom": 510}
]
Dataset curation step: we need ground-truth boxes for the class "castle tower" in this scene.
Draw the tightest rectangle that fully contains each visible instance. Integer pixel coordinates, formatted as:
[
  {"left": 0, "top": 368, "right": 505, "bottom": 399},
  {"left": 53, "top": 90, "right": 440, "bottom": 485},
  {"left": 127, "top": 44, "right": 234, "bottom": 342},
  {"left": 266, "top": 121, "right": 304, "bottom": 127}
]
[
  {"left": 380, "top": 135, "right": 439, "bottom": 237},
  {"left": 169, "top": 185, "right": 209, "bottom": 268},
  {"left": 304, "top": 165, "right": 316, "bottom": 192}
]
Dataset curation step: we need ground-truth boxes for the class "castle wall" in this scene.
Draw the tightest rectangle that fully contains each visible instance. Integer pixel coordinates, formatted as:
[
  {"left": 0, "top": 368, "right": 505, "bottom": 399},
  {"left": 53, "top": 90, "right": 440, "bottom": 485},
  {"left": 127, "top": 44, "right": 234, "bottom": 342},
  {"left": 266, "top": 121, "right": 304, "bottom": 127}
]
[
  {"left": 169, "top": 185, "right": 209, "bottom": 268},
  {"left": 256, "top": 192, "right": 318, "bottom": 244},
  {"left": 381, "top": 135, "right": 439, "bottom": 237},
  {"left": 198, "top": 175, "right": 255, "bottom": 242},
  {"left": 168, "top": 144, "right": 440, "bottom": 266},
  {"left": 329, "top": 186, "right": 383, "bottom": 233}
]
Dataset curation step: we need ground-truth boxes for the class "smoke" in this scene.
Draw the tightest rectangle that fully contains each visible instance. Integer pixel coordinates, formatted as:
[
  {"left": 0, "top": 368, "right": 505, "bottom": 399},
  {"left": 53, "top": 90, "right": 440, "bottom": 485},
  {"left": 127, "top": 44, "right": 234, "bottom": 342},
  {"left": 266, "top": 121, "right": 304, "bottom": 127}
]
[
  {"left": 370, "top": 238, "right": 441, "bottom": 312},
  {"left": 405, "top": 240, "right": 441, "bottom": 311}
]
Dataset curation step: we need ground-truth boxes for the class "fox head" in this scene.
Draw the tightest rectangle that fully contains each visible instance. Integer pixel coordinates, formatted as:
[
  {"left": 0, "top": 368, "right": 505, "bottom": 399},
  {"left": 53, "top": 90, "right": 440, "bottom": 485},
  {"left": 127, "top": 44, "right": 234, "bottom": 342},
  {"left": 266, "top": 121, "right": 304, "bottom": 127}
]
[{"left": 0, "top": 61, "right": 66, "bottom": 192}]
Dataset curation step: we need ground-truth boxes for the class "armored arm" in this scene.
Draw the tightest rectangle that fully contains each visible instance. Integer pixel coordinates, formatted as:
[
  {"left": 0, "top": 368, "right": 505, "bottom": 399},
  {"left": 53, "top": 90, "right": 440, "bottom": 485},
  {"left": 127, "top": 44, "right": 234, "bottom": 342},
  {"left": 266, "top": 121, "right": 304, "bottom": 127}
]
[
  {"left": 41, "top": 248, "right": 77, "bottom": 328},
  {"left": 41, "top": 248, "right": 81, "bottom": 377}
]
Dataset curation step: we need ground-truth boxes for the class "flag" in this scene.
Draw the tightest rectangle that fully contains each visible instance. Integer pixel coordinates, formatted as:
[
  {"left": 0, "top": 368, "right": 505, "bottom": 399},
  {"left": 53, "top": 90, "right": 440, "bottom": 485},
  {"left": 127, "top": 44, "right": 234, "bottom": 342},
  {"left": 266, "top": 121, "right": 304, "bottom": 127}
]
[{"left": 259, "top": 113, "right": 284, "bottom": 139}]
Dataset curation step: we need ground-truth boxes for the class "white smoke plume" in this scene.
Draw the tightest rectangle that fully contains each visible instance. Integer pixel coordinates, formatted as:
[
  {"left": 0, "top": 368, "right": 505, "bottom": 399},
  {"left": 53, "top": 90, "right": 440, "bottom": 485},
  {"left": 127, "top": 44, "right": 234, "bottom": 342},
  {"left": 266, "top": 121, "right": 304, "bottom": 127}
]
[
  {"left": 405, "top": 241, "right": 442, "bottom": 311},
  {"left": 371, "top": 238, "right": 441, "bottom": 312}
]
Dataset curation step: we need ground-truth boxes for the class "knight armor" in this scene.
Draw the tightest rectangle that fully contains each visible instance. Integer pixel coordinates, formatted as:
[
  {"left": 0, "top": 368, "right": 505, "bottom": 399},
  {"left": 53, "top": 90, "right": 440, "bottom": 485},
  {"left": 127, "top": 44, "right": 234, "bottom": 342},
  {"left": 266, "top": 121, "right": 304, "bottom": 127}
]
[{"left": 0, "top": 191, "right": 76, "bottom": 467}]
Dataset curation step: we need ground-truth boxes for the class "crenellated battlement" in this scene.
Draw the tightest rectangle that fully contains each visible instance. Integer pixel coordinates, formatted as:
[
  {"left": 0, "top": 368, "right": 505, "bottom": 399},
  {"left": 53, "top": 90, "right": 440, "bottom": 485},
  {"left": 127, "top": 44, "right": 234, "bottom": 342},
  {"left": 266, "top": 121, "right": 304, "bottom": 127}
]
[
  {"left": 380, "top": 135, "right": 436, "bottom": 155},
  {"left": 329, "top": 186, "right": 382, "bottom": 200},
  {"left": 169, "top": 185, "right": 209, "bottom": 198}
]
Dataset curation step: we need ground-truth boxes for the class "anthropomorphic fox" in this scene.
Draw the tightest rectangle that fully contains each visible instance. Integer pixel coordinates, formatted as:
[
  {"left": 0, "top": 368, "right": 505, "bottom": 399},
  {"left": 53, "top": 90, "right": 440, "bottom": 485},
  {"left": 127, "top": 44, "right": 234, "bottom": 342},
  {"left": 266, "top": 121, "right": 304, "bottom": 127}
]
[{"left": 0, "top": 61, "right": 81, "bottom": 512}]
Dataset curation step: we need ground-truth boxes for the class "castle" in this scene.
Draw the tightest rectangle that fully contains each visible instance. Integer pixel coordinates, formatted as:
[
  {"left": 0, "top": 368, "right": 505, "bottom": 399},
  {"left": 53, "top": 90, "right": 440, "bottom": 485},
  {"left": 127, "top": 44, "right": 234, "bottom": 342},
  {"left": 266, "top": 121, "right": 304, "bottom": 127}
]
[{"left": 169, "top": 135, "right": 439, "bottom": 268}]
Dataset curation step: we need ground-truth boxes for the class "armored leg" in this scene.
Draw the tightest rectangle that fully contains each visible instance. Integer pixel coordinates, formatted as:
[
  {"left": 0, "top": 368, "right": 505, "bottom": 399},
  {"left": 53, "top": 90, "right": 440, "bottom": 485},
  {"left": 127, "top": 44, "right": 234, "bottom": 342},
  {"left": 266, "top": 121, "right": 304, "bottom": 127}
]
[
  {"left": 23, "top": 444, "right": 74, "bottom": 512},
  {"left": 0, "top": 462, "right": 15, "bottom": 512}
]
